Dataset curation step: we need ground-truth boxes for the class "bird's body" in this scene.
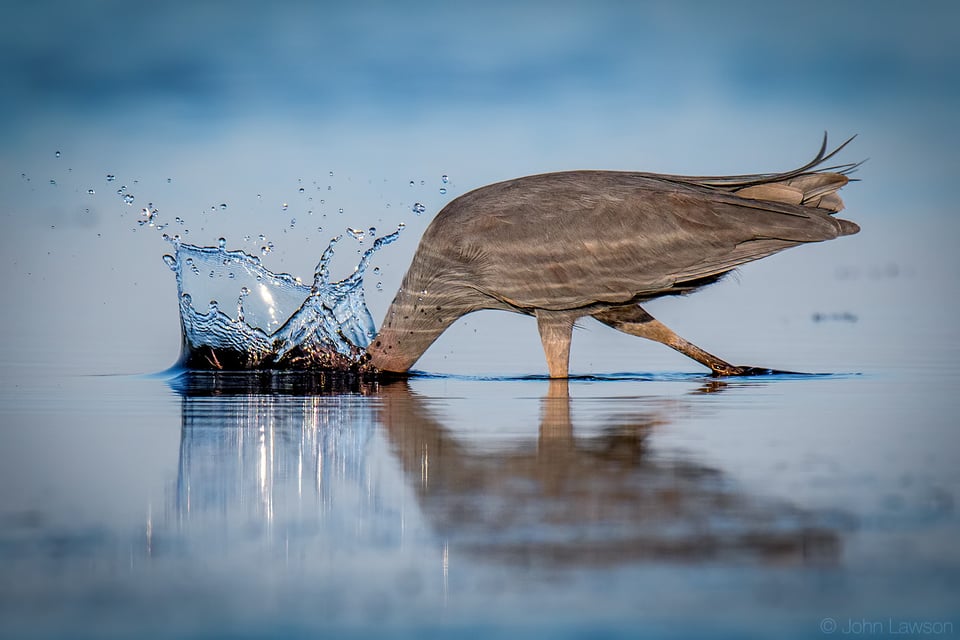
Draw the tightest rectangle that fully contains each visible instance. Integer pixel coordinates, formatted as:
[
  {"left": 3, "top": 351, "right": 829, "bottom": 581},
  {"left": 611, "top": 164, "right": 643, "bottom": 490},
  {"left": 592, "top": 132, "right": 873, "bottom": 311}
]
[{"left": 367, "top": 137, "right": 860, "bottom": 377}]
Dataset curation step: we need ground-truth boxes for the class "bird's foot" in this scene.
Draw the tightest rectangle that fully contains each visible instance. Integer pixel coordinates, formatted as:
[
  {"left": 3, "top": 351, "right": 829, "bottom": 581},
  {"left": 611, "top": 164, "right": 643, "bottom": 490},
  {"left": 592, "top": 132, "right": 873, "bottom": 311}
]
[{"left": 711, "top": 365, "right": 786, "bottom": 377}]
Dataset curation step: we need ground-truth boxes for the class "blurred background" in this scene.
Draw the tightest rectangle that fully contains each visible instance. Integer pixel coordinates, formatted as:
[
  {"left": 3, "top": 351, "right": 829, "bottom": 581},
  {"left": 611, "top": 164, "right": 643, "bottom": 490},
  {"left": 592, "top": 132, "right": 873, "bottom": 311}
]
[{"left": 1, "top": 0, "right": 958, "bottom": 376}]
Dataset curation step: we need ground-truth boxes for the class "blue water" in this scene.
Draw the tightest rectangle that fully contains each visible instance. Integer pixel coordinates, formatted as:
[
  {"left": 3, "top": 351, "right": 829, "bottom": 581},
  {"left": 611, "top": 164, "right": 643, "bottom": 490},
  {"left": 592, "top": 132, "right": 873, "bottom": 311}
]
[{"left": 0, "top": 357, "right": 957, "bottom": 638}]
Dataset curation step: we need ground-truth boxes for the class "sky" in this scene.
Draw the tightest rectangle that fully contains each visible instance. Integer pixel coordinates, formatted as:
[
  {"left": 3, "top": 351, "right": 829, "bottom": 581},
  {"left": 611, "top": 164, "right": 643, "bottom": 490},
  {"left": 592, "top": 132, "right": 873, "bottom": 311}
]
[{"left": 1, "top": 0, "right": 958, "bottom": 375}]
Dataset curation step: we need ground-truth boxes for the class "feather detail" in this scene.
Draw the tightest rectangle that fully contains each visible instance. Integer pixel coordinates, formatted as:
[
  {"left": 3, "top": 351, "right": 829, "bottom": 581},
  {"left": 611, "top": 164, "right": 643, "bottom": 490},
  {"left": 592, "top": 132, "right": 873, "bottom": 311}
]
[
  {"left": 734, "top": 183, "right": 804, "bottom": 206},
  {"left": 734, "top": 172, "right": 849, "bottom": 212},
  {"left": 658, "top": 133, "right": 859, "bottom": 190}
]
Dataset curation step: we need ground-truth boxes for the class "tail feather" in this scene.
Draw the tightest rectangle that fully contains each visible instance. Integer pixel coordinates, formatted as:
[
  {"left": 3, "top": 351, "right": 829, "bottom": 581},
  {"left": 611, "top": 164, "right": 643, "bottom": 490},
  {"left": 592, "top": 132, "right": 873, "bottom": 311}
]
[
  {"left": 666, "top": 133, "right": 860, "bottom": 214},
  {"left": 665, "top": 133, "right": 859, "bottom": 187},
  {"left": 736, "top": 171, "right": 849, "bottom": 212},
  {"left": 735, "top": 182, "right": 804, "bottom": 206}
]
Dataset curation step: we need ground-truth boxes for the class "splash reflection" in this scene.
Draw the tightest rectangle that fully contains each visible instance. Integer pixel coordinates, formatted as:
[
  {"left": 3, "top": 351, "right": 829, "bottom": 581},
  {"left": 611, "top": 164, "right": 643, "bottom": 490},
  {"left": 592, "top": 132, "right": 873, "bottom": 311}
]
[{"left": 172, "top": 372, "right": 386, "bottom": 548}]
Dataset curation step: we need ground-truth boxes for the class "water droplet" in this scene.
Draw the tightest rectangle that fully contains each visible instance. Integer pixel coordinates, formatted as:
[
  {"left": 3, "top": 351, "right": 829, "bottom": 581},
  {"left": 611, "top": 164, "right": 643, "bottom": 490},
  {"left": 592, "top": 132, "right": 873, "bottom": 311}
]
[
  {"left": 219, "top": 203, "right": 227, "bottom": 211},
  {"left": 368, "top": 226, "right": 376, "bottom": 237},
  {"left": 290, "top": 218, "right": 297, "bottom": 228},
  {"left": 55, "top": 150, "right": 61, "bottom": 158},
  {"left": 240, "top": 286, "right": 250, "bottom": 295},
  {"left": 329, "top": 171, "right": 334, "bottom": 177},
  {"left": 242, "top": 234, "right": 251, "bottom": 242},
  {"left": 138, "top": 207, "right": 156, "bottom": 226},
  {"left": 261, "top": 242, "right": 274, "bottom": 255},
  {"left": 49, "top": 179, "right": 56, "bottom": 186},
  {"left": 162, "top": 254, "right": 177, "bottom": 270},
  {"left": 338, "top": 208, "right": 344, "bottom": 214},
  {"left": 373, "top": 266, "right": 381, "bottom": 275},
  {"left": 175, "top": 216, "right": 183, "bottom": 224},
  {"left": 441, "top": 174, "right": 449, "bottom": 183},
  {"left": 228, "top": 272, "right": 236, "bottom": 279},
  {"left": 258, "top": 234, "right": 266, "bottom": 242},
  {"left": 420, "top": 180, "right": 425, "bottom": 186},
  {"left": 87, "top": 188, "right": 95, "bottom": 195},
  {"left": 299, "top": 187, "right": 305, "bottom": 193},
  {"left": 208, "top": 300, "right": 219, "bottom": 310},
  {"left": 398, "top": 221, "right": 406, "bottom": 228},
  {"left": 376, "top": 282, "right": 383, "bottom": 290},
  {"left": 282, "top": 203, "right": 289, "bottom": 211},
  {"left": 167, "top": 177, "right": 172, "bottom": 184},
  {"left": 106, "top": 174, "right": 116, "bottom": 182},
  {"left": 218, "top": 237, "right": 227, "bottom": 250},
  {"left": 439, "top": 187, "right": 447, "bottom": 195},
  {"left": 409, "top": 180, "right": 415, "bottom": 186},
  {"left": 412, "top": 202, "right": 426, "bottom": 215}
]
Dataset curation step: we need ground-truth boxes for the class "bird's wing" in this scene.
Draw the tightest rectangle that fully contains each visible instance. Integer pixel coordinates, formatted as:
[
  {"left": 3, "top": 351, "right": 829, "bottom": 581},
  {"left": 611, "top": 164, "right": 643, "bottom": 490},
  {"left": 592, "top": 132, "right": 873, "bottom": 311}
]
[{"left": 440, "top": 172, "right": 856, "bottom": 311}]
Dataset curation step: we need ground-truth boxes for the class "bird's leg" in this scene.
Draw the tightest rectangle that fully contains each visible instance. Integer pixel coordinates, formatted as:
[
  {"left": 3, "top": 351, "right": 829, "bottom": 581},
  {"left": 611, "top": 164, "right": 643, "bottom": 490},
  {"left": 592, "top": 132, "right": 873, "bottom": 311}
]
[
  {"left": 592, "top": 305, "right": 755, "bottom": 376},
  {"left": 539, "top": 379, "right": 572, "bottom": 445},
  {"left": 536, "top": 310, "right": 577, "bottom": 379}
]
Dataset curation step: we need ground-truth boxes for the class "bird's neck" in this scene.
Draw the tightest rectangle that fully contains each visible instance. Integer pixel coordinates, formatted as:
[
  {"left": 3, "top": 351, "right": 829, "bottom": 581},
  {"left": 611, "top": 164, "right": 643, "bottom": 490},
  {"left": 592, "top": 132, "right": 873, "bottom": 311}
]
[{"left": 366, "top": 285, "right": 456, "bottom": 373}]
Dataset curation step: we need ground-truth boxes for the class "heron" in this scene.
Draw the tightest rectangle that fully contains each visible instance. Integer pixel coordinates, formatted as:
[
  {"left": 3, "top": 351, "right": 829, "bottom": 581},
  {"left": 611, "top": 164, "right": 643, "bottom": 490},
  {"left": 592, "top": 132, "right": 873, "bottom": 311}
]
[{"left": 367, "top": 135, "right": 861, "bottom": 378}]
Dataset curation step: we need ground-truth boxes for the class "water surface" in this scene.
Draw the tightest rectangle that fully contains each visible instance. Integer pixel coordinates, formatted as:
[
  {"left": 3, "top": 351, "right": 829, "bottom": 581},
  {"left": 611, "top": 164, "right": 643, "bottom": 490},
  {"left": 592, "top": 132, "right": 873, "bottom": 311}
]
[{"left": 0, "top": 356, "right": 956, "bottom": 638}]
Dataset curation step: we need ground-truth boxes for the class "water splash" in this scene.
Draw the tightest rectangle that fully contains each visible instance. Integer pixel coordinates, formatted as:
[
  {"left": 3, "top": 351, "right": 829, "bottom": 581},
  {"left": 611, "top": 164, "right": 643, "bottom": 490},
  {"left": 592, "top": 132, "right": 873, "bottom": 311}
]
[{"left": 163, "top": 228, "right": 402, "bottom": 371}]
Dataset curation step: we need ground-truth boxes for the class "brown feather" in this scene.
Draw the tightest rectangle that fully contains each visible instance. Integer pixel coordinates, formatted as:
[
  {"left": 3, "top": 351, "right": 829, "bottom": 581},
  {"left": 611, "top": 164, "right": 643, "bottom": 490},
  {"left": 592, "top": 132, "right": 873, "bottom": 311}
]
[{"left": 734, "top": 183, "right": 804, "bottom": 205}]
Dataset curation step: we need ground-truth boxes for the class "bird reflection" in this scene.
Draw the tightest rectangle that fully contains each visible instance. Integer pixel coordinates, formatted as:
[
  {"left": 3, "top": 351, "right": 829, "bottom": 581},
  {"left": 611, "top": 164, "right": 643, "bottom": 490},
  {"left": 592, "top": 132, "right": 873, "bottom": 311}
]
[
  {"left": 170, "top": 372, "right": 847, "bottom": 567},
  {"left": 379, "top": 379, "right": 845, "bottom": 566}
]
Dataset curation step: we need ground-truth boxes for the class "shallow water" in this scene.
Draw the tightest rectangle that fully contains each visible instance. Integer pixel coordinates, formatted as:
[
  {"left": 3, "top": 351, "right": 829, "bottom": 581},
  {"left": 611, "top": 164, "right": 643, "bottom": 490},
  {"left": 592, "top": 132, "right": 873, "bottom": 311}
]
[{"left": 0, "top": 352, "right": 957, "bottom": 638}]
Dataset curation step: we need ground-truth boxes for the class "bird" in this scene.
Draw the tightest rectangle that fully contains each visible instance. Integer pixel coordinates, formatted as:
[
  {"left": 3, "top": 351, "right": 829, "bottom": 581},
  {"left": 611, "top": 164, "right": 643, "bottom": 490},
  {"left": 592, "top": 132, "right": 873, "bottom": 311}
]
[{"left": 366, "top": 135, "right": 861, "bottom": 378}]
